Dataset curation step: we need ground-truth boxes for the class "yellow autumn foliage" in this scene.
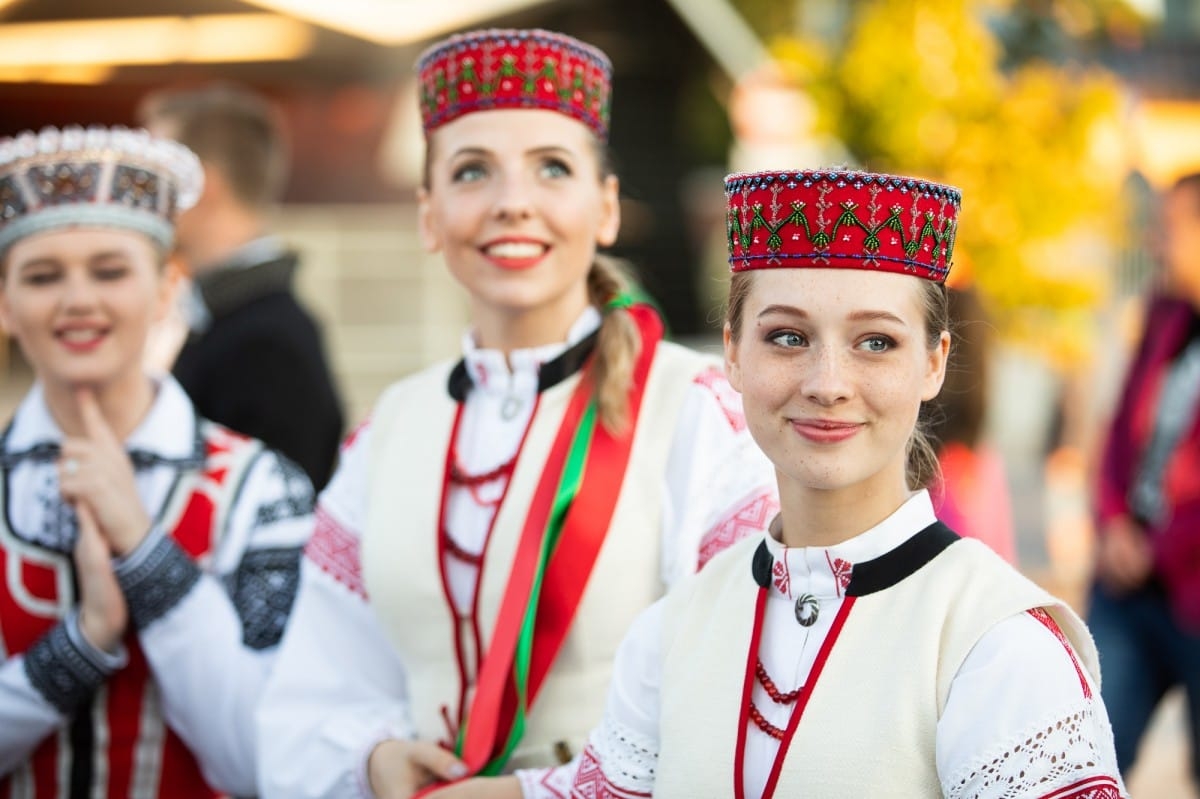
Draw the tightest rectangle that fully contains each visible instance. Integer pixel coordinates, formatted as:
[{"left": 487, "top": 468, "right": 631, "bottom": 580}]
[{"left": 767, "top": 0, "right": 1128, "bottom": 366}]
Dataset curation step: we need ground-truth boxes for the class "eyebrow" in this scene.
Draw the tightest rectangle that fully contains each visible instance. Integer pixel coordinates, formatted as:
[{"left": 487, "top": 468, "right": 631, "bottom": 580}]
[
  {"left": 448, "top": 144, "right": 577, "bottom": 160},
  {"left": 16, "top": 249, "right": 131, "bottom": 273},
  {"left": 756, "top": 305, "right": 907, "bottom": 325}
]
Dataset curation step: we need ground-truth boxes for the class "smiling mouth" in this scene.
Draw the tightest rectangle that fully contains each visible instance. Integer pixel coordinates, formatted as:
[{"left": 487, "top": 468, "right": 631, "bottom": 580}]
[
  {"left": 56, "top": 328, "right": 107, "bottom": 349},
  {"left": 481, "top": 240, "right": 549, "bottom": 269},
  {"left": 792, "top": 419, "right": 863, "bottom": 443}
]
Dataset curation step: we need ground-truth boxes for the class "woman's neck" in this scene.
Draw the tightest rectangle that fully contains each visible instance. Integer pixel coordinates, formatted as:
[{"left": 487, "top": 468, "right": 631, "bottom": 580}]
[
  {"left": 774, "top": 475, "right": 914, "bottom": 549},
  {"left": 42, "top": 374, "right": 156, "bottom": 441},
  {"left": 470, "top": 291, "right": 590, "bottom": 356}
]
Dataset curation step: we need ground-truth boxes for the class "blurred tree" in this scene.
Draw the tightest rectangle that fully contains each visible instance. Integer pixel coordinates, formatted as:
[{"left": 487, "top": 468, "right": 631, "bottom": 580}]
[{"left": 729, "top": 0, "right": 1136, "bottom": 367}]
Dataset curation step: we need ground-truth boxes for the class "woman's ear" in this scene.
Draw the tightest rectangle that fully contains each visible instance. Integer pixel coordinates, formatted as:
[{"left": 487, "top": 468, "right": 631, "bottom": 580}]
[
  {"left": 595, "top": 174, "right": 621, "bottom": 248},
  {"left": 416, "top": 186, "right": 443, "bottom": 254},
  {"left": 724, "top": 322, "right": 743, "bottom": 393},
  {"left": 922, "top": 329, "right": 951, "bottom": 401}
]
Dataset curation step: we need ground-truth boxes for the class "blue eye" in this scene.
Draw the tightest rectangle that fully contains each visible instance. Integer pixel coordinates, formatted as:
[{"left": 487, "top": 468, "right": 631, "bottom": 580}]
[
  {"left": 768, "top": 331, "right": 806, "bottom": 348},
  {"left": 859, "top": 336, "right": 893, "bottom": 353},
  {"left": 539, "top": 158, "right": 571, "bottom": 179},
  {"left": 451, "top": 162, "right": 487, "bottom": 183}
]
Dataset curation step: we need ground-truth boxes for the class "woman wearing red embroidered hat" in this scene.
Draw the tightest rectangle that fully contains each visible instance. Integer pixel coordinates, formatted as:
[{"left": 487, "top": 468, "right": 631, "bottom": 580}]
[
  {"left": 256, "top": 28, "right": 776, "bottom": 799},
  {"left": 449, "top": 169, "right": 1127, "bottom": 798},
  {"left": 0, "top": 126, "right": 317, "bottom": 798}
]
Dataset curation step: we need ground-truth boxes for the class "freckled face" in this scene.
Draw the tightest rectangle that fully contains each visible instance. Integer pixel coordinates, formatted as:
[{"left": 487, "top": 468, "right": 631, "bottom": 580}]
[
  {"left": 724, "top": 268, "right": 949, "bottom": 504},
  {"left": 0, "top": 227, "right": 168, "bottom": 395},
  {"left": 417, "top": 109, "right": 619, "bottom": 337}
]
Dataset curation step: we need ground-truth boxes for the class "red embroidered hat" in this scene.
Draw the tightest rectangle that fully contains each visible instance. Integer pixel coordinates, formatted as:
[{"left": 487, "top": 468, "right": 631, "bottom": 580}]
[
  {"left": 725, "top": 169, "right": 961, "bottom": 282},
  {"left": 416, "top": 28, "right": 613, "bottom": 140}
]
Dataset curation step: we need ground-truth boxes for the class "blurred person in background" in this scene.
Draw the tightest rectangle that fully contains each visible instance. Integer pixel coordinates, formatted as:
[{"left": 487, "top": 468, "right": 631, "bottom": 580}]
[
  {"left": 0, "top": 126, "right": 314, "bottom": 797},
  {"left": 1091, "top": 171, "right": 1200, "bottom": 786},
  {"left": 929, "top": 285, "right": 1017, "bottom": 563},
  {"left": 255, "top": 28, "right": 778, "bottom": 799},
  {"left": 138, "top": 84, "right": 344, "bottom": 490}
]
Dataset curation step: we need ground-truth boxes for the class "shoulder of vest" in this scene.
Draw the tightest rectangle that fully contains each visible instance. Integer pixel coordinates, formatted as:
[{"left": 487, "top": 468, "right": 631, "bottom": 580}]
[{"left": 652, "top": 340, "right": 721, "bottom": 373}]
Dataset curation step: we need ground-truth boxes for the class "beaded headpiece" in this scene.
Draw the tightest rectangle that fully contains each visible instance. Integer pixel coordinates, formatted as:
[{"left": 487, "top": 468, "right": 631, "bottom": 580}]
[
  {"left": 0, "top": 126, "right": 203, "bottom": 257},
  {"left": 725, "top": 169, "right": 961, "bottom": 282},
  {"left": 416, "top": 28, "right": 613, "bottom": 140}
]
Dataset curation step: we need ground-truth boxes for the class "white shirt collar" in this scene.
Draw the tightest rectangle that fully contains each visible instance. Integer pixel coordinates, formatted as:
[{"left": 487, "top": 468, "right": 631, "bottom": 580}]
[
  {"left": 461, "top": 306, "right": 602, "bottom": 398},
  {"left": 5, "top": 376, "right": 197, "bottom": 460},
  {"left": 763, "top": 490, "right": 938, "bottom": 598}
]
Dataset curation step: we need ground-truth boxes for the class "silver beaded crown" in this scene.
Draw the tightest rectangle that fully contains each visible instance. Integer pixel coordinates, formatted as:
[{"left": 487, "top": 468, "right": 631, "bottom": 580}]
[{"left": 0, "top": 126, "right": 203, "bottom": 256}]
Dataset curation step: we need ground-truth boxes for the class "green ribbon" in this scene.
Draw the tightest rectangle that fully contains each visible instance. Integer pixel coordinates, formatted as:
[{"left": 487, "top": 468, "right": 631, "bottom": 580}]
[{"left": 455, "top": 400, "right": 599, "bottom": 775}]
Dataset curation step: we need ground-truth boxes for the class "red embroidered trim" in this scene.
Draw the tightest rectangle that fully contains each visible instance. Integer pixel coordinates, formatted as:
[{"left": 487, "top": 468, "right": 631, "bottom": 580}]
[
  {"left": 1027, "top": 607, "right": 1092, "bottom": 700},
  {"left": 755, "top": 659, "right": 801, "bottom": 704},
  {"left": 694, "top": 366, "right": 747, "bottom": 432},
  {"left": 304, "top": 508, "right": 366, "bottom": 599},
  {"left": 1039, "top": 775, "right": 1122, "bottom": 799},
  {"left": 698, "top": 487, "right": 779, "bottom": 570},
  {"left": 824, "top": 550, "right": 852, "bottom": 597},
  {"left": 569, "top": 744, "right": 652, "bottom": 799}
]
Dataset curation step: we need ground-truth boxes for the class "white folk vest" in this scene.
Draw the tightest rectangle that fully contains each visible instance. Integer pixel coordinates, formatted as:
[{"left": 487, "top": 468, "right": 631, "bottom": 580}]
[
  {"left": 363, "top": 341, "right": 714, "bottom": 769},
  {"left": 656, "top": 530, "right": 1098, "bottom": 798}
]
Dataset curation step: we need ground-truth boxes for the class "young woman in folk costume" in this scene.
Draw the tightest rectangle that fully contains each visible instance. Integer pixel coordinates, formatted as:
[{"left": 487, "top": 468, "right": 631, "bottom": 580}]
[
  {"left": 0, "top": 126, "right": 316, "bottom": 799},
  {"left": 256, "top": 27, "right": 777, "bottom": 799},
  {"left": 441, "top": 169, "right": 1128, "bottom": 799}
]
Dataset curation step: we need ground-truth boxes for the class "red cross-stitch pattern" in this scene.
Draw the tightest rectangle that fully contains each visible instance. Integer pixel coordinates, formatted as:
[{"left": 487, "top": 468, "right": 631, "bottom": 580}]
[
  {"left": 304, "top": 508, "right": 367, "bottom": 599},
  {"left": 698, "top": 487, "right": 779, "bottom": 570},
  {"left": 1028, "top": 607, "right": 1092, "bottom": 700},
  {"left": 1040, "top": 775, "right": 1123, "bottom": 799},
  {"left": 569, "top": 745, "right": 651, "bottom": 799},
  {"left": 693, "top": 366, "right": 747, "bottom": 432}
]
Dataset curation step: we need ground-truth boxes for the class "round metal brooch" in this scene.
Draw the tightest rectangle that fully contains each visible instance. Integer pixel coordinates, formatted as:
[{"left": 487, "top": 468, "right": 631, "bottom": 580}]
[{"left": 794, "top": 593, "right": 819, "bottom": 627}]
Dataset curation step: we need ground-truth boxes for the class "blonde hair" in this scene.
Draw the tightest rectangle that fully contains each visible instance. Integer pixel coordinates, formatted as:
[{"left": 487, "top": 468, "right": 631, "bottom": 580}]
[{"left": 587, "top": 255, "right": 642, "bottom": 434}]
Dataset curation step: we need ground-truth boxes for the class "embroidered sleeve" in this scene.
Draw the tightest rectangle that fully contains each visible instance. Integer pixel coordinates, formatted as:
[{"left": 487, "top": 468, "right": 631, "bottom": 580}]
[
  {"left": 113, "top": 527, "right": 202, "bottom": 630},
  {"left": 563, "top": 602, "right": 663, "bottom": 799},
  {"left": 661, "top": 369, "right": 778, "bottom": 583},
  {"left": 257, "top": 421, "right": 422, "bottom": 799},
  {"left": 221, "top": 545, "right": 303, "bottom": 649},
  {"left": 22, "top": 616, "right": 121, "bottom": 715},
  {"left": 938, "top": 612, "right": 1127, "bottom": 799},
  {"left": 943, "top": 703, "right": 1124, "bottom": 799}
]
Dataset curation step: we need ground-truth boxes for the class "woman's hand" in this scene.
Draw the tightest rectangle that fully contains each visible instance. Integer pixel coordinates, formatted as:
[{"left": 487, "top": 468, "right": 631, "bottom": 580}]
[
  {"left": 367, "top": 739, "right": 469, "bottom": 799},
  {"left": 73, "top": 502, "right": 128, "bottom": 653},
  {"left": 423, "top": 776, "right": 523, "bottom": 799},
  {"left": 58, "top": 388, "right": 152, "bottom": 556},
  {"left": 1095, "top": 515, "right": 1153, "bottom": 594}
]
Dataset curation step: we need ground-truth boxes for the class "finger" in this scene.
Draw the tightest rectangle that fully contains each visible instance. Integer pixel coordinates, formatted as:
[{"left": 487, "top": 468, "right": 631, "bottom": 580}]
[
  {"left": 75, "top": 387, "right": 117, "bottom": 445},
  {"left": 407, "top": 742, "right": 469, "bottom": 783},
  {"left": 72, "top": 503, "right": 111, "bottom": 568}
]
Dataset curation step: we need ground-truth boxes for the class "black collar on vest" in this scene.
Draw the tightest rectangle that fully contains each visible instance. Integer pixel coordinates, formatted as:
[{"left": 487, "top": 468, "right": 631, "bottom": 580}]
[
  {"left": 446, "top": 329, "right": 599, "bottom": 402},
  {"left": 751, "top": 521, "right": 960, "bottom": 596}
]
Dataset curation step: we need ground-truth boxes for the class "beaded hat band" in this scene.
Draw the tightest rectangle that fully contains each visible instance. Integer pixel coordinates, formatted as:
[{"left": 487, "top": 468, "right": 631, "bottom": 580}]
[
  {"left": 0, "top": 126, "right": 203, "bottom": 258},
  {"left": 416, "top": 28, "right": 613, "bottom": 140},
  {"left": 725, "top": 169, "right": 961, "bottom": 282}
]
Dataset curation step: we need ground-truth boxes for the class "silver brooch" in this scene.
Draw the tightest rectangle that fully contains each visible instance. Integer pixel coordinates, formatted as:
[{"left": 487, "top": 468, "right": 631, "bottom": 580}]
[{"left": 795, "top": 593, "right": 819, "bottom": 627}]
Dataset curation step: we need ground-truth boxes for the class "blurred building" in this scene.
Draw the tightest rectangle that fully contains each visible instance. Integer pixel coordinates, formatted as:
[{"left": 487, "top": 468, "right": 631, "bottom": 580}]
[{"left": 0, "top": 0, "right": 767, "bottom": 422}]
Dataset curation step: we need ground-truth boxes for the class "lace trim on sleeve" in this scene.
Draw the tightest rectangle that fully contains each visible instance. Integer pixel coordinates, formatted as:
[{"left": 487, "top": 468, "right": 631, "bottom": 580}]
[
  {"left": 568, "top": 718, "right": 657, "bottom": 798},
  {"left": 943, "top": 699, "right": 1126, "bottom": 799}
]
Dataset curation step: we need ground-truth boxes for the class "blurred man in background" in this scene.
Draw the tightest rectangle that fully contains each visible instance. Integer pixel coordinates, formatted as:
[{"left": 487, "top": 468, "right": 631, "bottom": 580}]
[
  {"left": 1091, "top": 172, "right": 1200, "bottom": 788},
  {"left": 139, "top": 84, "right": 344, "bottom": 490}
]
